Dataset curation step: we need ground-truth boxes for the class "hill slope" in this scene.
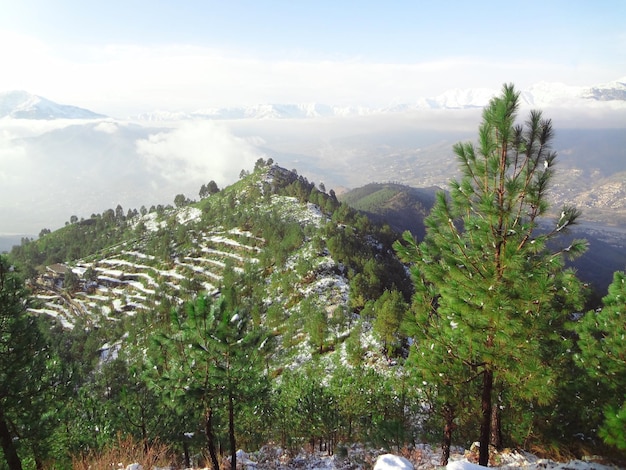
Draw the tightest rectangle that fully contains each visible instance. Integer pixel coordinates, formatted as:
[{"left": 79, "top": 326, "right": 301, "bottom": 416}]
[
  {"left": 339, "top": 182, "right": 439, "bottom": 240},
  {"left": 341, "top": 182, "right": 626, "bottom": 297},
  {"left": 12, "top": 163, "right": 411, "bottom": 367}
]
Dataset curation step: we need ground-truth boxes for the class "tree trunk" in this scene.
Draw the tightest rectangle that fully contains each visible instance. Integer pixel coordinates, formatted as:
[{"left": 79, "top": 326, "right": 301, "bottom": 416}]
[
  {"left": 490, "top": 400, "right": 502, "bottom": 450},
  {"left": 140, "top": 422, "right": 148, "bottom": 454},
  {"left": 347, "top": 417, "right": 352, "bottom": 442},
  {"left": 0, "top": 406, "right": 22, "bottom": 470},
  {"left": 229, "top": 393, "right": 236, "bottom": 470},
  {"left": 479, "top": 369, "right": 493, "bottom": 467},
  {"left": 183, "top": 437, "right": 191, "bottom": 469},
  {"left": 441, "top": 404, "right": 455, "bottom": 466},
  {"left": 205, "top": 408, "right": 220, "bottom": 470}
]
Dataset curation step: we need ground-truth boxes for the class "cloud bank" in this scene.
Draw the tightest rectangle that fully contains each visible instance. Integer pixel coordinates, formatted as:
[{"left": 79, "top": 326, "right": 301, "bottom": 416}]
[
  {"left": 0, "top": 118, "right": 262, "bottom": 235},
  {"left": 135, "top": 121, "right": 260, "bottom": 186}
]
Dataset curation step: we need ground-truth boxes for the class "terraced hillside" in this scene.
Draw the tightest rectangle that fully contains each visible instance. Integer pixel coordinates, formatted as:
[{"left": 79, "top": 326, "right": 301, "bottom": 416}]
[
  {"left": 17, "top": 163, "right": 410, "bottom": 366},
  {"left": 29, "top": 221, "right": 262, "bottom": 328}
]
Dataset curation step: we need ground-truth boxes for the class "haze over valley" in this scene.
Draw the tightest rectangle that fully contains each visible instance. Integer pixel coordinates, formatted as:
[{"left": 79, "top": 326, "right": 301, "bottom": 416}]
[{"left": 1, "top": 77, "right": 625, "bottom": 247}]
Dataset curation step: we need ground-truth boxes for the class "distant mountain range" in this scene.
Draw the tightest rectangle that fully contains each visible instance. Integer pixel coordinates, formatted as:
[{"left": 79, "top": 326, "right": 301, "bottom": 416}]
[
  {"left": 134, "top": 77, "right": 626, "bottom": 120},
  {"left": 0, "top": 90, "right": 107, "bottom": 120},
  {"left": 1, "top": 77, "right": 625, "bottom": 121}
]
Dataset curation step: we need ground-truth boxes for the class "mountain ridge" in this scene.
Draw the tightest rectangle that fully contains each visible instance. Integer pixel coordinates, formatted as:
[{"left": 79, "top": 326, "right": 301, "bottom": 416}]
[
  {"left": 0, "top": 90, "right": 107, "bottom": 120},
  {"left": 131, "top": 76, "right": 626, "bottom": 121},
  {"left": 2, "top": 77, "right": 625, "bottom": 121},
  {"left": 339, "top": 182, "right": 440, "bottom": 241}
]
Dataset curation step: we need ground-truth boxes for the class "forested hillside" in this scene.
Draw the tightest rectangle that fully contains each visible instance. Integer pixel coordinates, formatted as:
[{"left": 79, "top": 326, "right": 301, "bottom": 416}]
[
  {"left": 338, "top": 183, "right": 439, "bottom": 241},
  {"left": 3, "top": 160, "right": 417, "bottom": 469},
  {"left": 1, "top": 90, "right": 625, "bottom": 470},
  {"left": 340, "top": 183, "right": 626, "bottom": 298}
]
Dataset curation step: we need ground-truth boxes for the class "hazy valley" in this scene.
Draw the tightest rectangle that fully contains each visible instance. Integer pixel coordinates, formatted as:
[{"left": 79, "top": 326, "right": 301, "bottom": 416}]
[{"left": 2, "top": 79, "right": 626, "bottom": 241}]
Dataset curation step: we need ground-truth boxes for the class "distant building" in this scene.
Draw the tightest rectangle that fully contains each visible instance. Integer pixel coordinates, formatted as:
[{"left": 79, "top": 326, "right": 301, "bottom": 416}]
[{"left": 46, "top": 263, "right": 68, "bottom": 277}]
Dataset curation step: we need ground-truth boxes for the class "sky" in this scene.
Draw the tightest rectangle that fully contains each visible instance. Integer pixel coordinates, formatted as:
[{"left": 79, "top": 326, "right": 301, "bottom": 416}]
[{"left": 1, "top": 0, "right": 625, "bottom": 117}]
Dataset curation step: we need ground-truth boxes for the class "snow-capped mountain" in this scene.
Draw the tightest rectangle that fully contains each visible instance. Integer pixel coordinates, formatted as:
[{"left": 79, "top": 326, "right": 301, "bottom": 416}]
[
  {"left": 582, "top": 77, "right": 626, "bottom": 101},
  {"left": 135, "top": 103, "right": 374, "bottom": 121},
  {"left": 0, "top": 90, "right": 106, "bottom": 119},
  {"left": 519, "top": 82, "right": 587, "bottom": 107},
  {"left": 133, "top": 77, "right": 626, "bottom": 121},
  {"left": 2, "top": 77, "right": 625, "bottom": 121},
  {"left": 399, "top": 77, "right": 626, "bottom": 111}
]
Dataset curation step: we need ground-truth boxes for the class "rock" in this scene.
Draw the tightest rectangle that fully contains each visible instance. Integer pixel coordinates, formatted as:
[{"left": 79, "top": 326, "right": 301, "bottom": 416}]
[
  {"left": 373, "top": 454, "right": 414, "bottom": 470},
  {"left": 446, "top": 460, "right": 486, "bottom": 470}
]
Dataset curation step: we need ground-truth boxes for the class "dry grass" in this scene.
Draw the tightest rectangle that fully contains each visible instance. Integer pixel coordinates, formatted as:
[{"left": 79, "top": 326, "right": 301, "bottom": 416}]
[
  {"left": 71, "top": 434, "right": 177, "bottom": 470},
  {"left": 399, "top": 445, "right": 428, "bottom": 466},
  {"left": 527, "top": 442, "right": 579, "bottom": 462}
]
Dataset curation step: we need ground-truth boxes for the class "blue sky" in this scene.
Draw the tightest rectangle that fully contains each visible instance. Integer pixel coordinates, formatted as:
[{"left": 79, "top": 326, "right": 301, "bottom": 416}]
[{"left": 1, "top": 0, "right": 624, "bottom": 116}]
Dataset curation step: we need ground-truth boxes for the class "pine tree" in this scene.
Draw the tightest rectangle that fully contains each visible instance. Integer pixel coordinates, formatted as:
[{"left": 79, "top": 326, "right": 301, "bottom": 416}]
[
  {"left": 372, "top": 289, "right": 408, "bottom": 357},
  {"left": 575, "top": 271, "right": 626, "bottom": 451},
  {"left": 147, "top": 295, "right": 268, "bottom": 470},
  {"left": 0, "top": 256, "right": 60, "bottom": 470},
  {"left": 207, "top": 180, "right": 220, "bottom": 195},
  {"left": 0, "top": 257, "right": 28, "bottom": 470},
  {"left": 395, "top": 84, "right": 586, "bottom": 466},
  {"left": 303, "top": 299, "right": 329, "bottom": 354}
]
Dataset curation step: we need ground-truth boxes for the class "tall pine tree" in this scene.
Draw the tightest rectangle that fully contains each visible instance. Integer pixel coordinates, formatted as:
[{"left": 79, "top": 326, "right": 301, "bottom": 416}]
[
  {"left": 575, "top": 271, "right": 626, "bottom": 451},
  {"left": 395, "top": 84, "right": 586, "bottom": 466}
]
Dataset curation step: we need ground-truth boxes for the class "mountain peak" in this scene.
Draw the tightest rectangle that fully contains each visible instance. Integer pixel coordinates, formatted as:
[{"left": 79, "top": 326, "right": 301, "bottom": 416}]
[
  {"left": 582, "top": 77, "right": 626, "bottom": 101},
  {"left": 133, "top": 77, "right": 626, "bottom": 121},
  {"left": 0, "top": 90, "right": 106, "bottom": 120}
]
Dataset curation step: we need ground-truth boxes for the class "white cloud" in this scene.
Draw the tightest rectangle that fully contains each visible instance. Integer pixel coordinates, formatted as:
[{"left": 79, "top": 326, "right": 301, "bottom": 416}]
[
  {"left": 93, "top": 121, "right": 118, "bottom": 134},
  {"left": 135, "top": 121, "right": 260, "bottom": 187},
  {"left": 0, "top": 129, "right": 29, "bottom": 185},
  {"left": 2, "top": 31, "right": 623, "bottom": 118}
]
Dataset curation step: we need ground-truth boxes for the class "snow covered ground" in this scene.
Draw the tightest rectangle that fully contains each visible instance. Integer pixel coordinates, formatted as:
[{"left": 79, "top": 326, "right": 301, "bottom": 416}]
[
  {"left": 27, "top": 193, "right": 354, "bottom": 346},
  {"left": 321, "top": 446, "right": 619, "bottom": 470},
  {"left": 119, "top": 444, "right": 622, "bottom": 470}
]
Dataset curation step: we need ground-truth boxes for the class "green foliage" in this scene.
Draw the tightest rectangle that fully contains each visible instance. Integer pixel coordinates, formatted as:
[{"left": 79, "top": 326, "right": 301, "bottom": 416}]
[
  {"left": 173, "top": 193, "right": 189, "bottom": 208},
  {"left": 0, "top": 257, "right": 69, "bottom": 470},
  {"left": 146, "top": 294, "right": 269, "bottom": 470},
  {"left": 344, "top": 319, "right": 365, "bottom": 366},
  {"left": 9, "top": 207, "right": 139, "bottom": 270},
  {"left": 574, "top": 271, "right": 626, "bottom": 452},
  {"left": 270, "top": 362, "right": 419, "bottom": 454},
  {"left": 395, "top": 84, "right": 586, "bottom": 464},
  {"left": 371, "top": 289, "right": 408, "bottom": 357},
  {"left": 302, "top": 298, "right": 329, "bottom": 354},
  {"left": 343, "top": 187, "right": 401, "bottom": 213},
  {"left": 575, "top": 271, "right": 626, "bottom": 382},
  {"left": 600, "top": 401, "right": 626, "bottom": 451},
  {"left": 64, "top": 268, "right": 79, "bottom": 292},
  {"left": 8, "top": 159, "right": 611, "bottom": 462},
  {"left": 340, "top": 183, "right": 438, "bottom": 241}
]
